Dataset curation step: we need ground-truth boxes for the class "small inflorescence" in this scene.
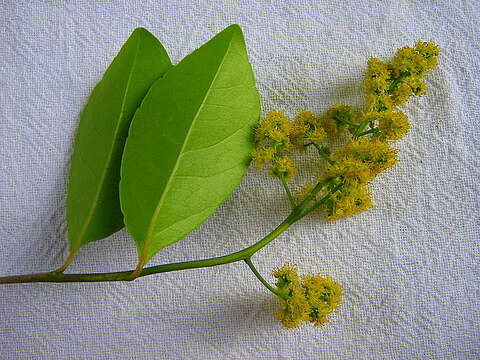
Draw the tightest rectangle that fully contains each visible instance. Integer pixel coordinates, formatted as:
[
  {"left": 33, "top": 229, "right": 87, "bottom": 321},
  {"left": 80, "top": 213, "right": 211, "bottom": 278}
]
[
  {"left": 274, "top": 263, "right": 342, "bottom": 328},
  {"left": 253, "top": 41, "right": 439, "bottom": 328}
]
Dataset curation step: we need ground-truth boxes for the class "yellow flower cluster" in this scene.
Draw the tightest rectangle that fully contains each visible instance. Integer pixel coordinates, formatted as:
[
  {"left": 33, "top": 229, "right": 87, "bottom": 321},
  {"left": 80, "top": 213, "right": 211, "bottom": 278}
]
[
  {"left": 252, "top": 110, "right": 326, "bottom": 182},
  {"left": 376, "top": 111, "right": 410, "bottom": 141},
  {"left": 320, "top": 103, "right": 355, "bottom": 137},
  {"left": 316, "top": 139, "right": 394, "bottom": 219},
  {"left": 357, "top": 41, "right": 440, "bottom": 141},
  {"left": 252, "top": 42, "right": 439, "bottom": 329},
  {"left": 273, "top": 263, "right": 342, "bottom": 328},
  {"left": 334, "top": 138, "right": 397, "bottom": 178},
  {"left": 252, "top": 41, "right": 439, "bottom": 220},
  {"left": 292, "top": 110, "right": 327, "bottom": 146},
  {"left": 363, "top": 41, "right": 439, "bottom": 112}
]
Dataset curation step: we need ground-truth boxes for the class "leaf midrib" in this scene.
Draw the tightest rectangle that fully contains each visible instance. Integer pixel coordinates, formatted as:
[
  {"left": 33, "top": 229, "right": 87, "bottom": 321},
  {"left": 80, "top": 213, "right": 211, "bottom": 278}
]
[
  {"left": 141, "top": 35, "right": 235, "bottom": 261},
  {"left": 72, "top": 34, "right": 142, "bottom": 249}
]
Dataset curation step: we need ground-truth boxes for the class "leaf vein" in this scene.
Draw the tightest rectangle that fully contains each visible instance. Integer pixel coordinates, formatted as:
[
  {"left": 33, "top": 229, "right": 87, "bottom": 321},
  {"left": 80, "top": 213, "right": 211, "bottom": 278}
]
[
  {"left": 181, "top": 125, "right": 247, "bottom": 155},
  {"left": 175, "top": 163, "right": 242, "bottom": 179},
  {"left": 152, "top": 206, "right": 216, "bottom": 239}
]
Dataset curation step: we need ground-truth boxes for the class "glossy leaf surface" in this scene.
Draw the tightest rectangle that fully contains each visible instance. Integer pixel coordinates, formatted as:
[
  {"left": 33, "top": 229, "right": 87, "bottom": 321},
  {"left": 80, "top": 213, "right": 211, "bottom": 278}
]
[
  {"left": 120, "top": 25, "right": 260, "bottom": 266},
  {"left": 67, "top": 28, "right": 172, "bottom": 255}
]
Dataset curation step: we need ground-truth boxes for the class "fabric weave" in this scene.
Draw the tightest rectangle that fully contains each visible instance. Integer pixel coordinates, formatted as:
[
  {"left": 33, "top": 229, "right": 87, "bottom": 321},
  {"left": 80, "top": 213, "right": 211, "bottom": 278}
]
[{"left": 0, "top": 1, "right": 478, "bottom": 359}]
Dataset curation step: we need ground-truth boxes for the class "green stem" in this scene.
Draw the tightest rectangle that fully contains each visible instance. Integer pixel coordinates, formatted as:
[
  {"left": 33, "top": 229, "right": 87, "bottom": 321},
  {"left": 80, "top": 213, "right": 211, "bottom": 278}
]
[
  {"left": 297, "top": 181, "right": 326, "bottom": 214},
  {"left": 0, "top": 183, "right": 343, "bottom": 285},
  {"left": 299, "top": 181, "right": 344, "bottom": 219},
  {"left": 388, "top": 71, "right": 409, "bottom": 93},
  {"left": 280, "top": 174, "right": 296, "bottom": 208},
  {"left": 0, "top": 212, "right": 301, "bottom": 284},
  {"left": 333, "top": 113, "right": 359, "bottom": 128},
  {"left": 57, "top": 251, "right": 77, "bottom": 273},
  {"left": 354, "top": 120, "right": 369, "bottom": 137},
  {"left": 244, "top": 257, "right": 286, "bottom": 300},
  {"left": 312, "top": 143, "right": 336, "bottom": 166},
  {"left": 357, "top": 127, "right": 379, "bottom": 137}
]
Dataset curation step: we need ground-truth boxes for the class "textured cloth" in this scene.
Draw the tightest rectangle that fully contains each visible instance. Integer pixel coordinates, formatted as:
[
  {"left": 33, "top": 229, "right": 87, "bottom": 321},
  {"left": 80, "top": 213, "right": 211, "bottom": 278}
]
[{"left": 0, "top": 1, "right": 479, "bottom": 359}]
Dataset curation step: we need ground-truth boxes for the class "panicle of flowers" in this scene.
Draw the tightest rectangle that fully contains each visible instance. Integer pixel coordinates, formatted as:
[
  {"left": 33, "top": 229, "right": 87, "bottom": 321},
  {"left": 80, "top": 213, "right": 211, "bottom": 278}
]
[
  {"left": 252, "top": 41, "right": 438, "bottom": 220},
  {"left": 273, "top": 263, "right": 343, "bottom": 328},
  {"left": 363, "top": 41, "right": 439, "bottom": 112},
  {"left": 252, "top": 41, "right": 438, "bottom": 329}
]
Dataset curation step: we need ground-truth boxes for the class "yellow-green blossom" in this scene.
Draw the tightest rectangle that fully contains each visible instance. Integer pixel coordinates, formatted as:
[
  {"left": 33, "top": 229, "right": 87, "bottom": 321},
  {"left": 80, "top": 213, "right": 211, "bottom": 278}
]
[
  {"left": 363, "top": 58, "right": 390, "bottom": 94},
  {"left": 414, "top": 40, "right": 440, "bottom": 70},
  {"left": 251, "top": 42, "right": 439, "bottom": 329},
  {"left": 251, "top": 146, "right": 276, "bottom": 169},
  {"left": 322, "top": 182, "right": 372, "bottom": 220},
  {"left": 334, "top": 138, "right": 397, "bottom": 178},
  {"left": 274, "top": 263, "right": 343, "bottom": 328},
  {"left": 302, "top": 274, "right": 343, "bottom": 326},
  {"left": 321, "top": 158, "right": 373, "bottom": 185},
  {"left": 291, "top": 110, "right": 326, "bottom": 147},
  {"left": 255, "top": 111, "right": 293, "bottom": 153},
  {"left": 363, "top": 41, "right": 439, "bottom": 111},
  {"left": 321, "top": 103, "right": 355, "bottom": 137},
  {"left": 377, "top": 111, "right": 410, "bottom": 141},
  {"left": 269, "top": 155, "right": 296, "bottom": 182}
]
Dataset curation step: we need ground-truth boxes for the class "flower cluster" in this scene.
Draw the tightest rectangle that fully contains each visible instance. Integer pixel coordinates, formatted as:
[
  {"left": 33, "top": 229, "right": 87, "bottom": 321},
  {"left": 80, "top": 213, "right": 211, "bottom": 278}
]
[
  {"left": 252, "top": 110, "right": 327, "bottom": 181},
  {"left": 253, "top": 41, "right": 439, "bottom": 220},
  {"left": 363, "top": 40, "right": 439, "bottom": 112},
  {"left": 273, "top": 263, "right": 342, "bottom": 328},
  {"left": 254, "top": 42, "right": 438, "bottom": 329},
  {"left": 252, "top": 111, "right": 295, "bottom": 181}
]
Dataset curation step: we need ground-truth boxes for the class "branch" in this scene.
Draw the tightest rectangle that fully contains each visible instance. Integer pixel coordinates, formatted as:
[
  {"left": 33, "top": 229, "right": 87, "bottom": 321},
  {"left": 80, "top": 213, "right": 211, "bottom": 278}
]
[{"left": 0, "top": 212, "right": 299, "bottom": 284}]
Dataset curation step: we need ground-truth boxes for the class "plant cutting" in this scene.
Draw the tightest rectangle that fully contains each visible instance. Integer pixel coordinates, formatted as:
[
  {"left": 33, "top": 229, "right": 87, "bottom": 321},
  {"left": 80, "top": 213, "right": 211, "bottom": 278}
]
[{"left": 0, "top": 25, "right": 439, "bottom": 329}]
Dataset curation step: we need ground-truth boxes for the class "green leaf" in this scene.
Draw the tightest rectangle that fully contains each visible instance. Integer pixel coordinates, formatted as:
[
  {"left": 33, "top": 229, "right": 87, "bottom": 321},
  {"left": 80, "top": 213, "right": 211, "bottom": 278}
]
[
  {"left": 120, "top": 24, "right": 260, "bottom": 271},
  {"left": 66, "top": 28, "right": 172, "bottom": 262}
]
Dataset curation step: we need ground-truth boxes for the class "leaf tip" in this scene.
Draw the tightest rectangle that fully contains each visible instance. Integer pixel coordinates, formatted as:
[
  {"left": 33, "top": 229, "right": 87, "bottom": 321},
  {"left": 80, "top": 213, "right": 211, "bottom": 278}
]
[
  {"left": 131, "top": 27, "right": 153, "bottom": 39},
  {"left": 225, "top": 24, "right": 244, "bottom": 36}
]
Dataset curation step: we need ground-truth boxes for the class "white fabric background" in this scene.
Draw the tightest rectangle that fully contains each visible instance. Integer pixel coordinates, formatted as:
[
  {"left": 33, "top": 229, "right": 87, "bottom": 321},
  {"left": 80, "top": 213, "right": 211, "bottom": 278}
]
[{"left": 0, "top": 1, "right": 479, "bottom": 359}]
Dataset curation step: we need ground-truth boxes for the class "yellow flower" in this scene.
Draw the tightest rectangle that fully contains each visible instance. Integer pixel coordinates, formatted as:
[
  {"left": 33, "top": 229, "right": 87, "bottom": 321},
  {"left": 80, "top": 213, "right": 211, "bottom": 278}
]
[
  {"left": 321, "top": 103, "right": 355, "bottom": 137},
  {"left": 305, "top": 127, "right": 327, "bottom": 143},
  {"left": 322, "top": 158, "right": 373, "bottom": 185},
  {"left": 363, "top": 41, "right": 439, "bottom": 110},
  {"left": 363, "top": 58, "right": 390, "bottom": 94},
  {"left": 390, "top": 81, "right": 415, "bottom": 106},
  {"left": 377, "top": 111, "right": 410, "bottom": 141},
  {"left": 334, "top": 138, "right": 397, "bottom": 178},
  {"left": 302, "top": 274, "right": 343, "bottom": 327},
  {"left": 255, "top": 111, "right": 293, "bottom": 153},
  {"left": 290, "top": 110, "right": 326, "bottom": 148},
  {"left": 415, "top": 41, "right": 440, "bottom": 70},
  {"left": 392, "top": 46, "right": 429, "bottom": 77},
  {"left": 323, "top": 183, "right": 372, "bottom": 220},
  {"left": 295, "top": 110, "right": 321, "bottom": 128},
  {"left": 251, "top": 146, "right": 276, "bottom": 169},
  {"left": 274, "top": 263, "right": 343, "bottom": 328},
  {"left": 255, "top": 111, "right": 291, "bottom": 140},
  {"left": 365, "top": 93, "right": 393, "bottom": 112},
  {"left": 269, "top": 155, "right": 296, "bottom": 182}
]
